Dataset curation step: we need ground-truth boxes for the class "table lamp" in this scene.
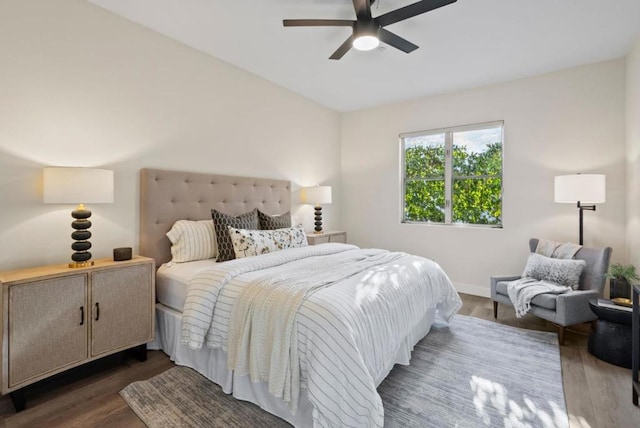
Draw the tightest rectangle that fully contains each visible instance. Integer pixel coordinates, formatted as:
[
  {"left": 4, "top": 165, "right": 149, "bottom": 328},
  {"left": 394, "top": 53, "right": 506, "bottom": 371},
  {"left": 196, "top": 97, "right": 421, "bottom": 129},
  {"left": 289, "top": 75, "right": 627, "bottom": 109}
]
[
  {"left": 301, "top": 185, "right": 332, "bottom": 234},
  {"left": 43, "top": 167, "right": 114, "bottom": 267}
]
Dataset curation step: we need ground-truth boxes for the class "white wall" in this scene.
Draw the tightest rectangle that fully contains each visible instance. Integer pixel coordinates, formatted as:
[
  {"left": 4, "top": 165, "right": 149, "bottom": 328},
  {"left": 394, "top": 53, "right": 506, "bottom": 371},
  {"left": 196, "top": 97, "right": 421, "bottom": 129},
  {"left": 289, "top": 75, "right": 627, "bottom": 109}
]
[
  {"left": 342, "top": 60, "right": 627, "bottom": 296},
  {"left": 627, "top": 36, "right": 640, "bottom": 269},
  {"left": 0, "top": 0, "right": 342, "bottom": 270}
]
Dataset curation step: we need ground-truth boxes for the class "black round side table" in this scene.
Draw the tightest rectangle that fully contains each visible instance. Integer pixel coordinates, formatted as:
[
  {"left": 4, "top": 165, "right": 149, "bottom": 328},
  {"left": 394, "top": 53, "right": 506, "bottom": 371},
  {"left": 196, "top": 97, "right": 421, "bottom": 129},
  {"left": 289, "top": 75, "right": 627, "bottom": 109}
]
[{"left": 588, "top": 300, "right": 633, "bottom": 368}]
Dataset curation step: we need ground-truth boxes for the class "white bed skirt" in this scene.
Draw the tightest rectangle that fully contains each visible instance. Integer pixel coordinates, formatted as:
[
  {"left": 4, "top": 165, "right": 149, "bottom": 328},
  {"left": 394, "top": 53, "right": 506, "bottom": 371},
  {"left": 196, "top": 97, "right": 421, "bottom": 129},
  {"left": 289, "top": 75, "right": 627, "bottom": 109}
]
[{"left": 149, "top": 303, "right": 437, "bottom": 427}]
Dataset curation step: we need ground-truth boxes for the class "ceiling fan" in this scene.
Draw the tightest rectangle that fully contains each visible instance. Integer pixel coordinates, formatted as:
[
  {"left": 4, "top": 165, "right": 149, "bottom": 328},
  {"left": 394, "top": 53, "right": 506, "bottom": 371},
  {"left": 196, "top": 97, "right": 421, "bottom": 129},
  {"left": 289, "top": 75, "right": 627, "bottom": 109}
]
[{"left": 283, "top": 0, "right": 457, "bottom": 60}]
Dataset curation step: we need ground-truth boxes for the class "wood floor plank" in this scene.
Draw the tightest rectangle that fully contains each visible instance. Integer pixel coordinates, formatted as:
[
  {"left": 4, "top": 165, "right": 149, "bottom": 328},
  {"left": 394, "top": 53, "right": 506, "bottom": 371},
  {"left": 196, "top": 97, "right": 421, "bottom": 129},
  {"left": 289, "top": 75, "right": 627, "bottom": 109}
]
[
  {"left": 580, "top": 344, "right": 639, "bottom": 428},
  {"left": 2, "top": 351, "right": 173, "bottom": 427},
  {"left": 0, "top": 293, "right": 638, "bottom": 427},
  {"left": 560, "top": 340, "right": 597, "bottom": 427}
]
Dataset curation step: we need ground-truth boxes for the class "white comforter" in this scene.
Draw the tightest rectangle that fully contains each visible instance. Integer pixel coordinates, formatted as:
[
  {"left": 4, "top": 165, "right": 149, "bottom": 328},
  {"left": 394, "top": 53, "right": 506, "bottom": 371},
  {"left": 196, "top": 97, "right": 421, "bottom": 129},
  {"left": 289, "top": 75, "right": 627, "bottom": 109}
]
[{"left": 181, "top": 243, "right": 462, "bottom": 428}]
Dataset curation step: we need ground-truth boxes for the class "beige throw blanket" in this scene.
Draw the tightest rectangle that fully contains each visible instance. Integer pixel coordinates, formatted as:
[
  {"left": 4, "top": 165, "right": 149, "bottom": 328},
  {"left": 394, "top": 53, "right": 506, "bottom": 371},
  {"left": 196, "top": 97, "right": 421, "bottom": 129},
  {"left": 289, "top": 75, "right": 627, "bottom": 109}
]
[{"left": 227, "top": 249, "right": 405, "bottom": 412}]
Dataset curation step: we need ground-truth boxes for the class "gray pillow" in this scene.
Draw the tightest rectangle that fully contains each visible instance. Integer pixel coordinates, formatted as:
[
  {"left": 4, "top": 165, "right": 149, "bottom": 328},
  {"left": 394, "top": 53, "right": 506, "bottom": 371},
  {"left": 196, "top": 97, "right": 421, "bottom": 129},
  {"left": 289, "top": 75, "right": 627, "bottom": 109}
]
[
  {"left": 258, "top": 210, "right": 291, "bottom": 230},
  {"left": 211, "top": 208, "right": 259, "bottom": 262},
  {"left": 522, "top": 253, "right": 586, "bottom": 289}
]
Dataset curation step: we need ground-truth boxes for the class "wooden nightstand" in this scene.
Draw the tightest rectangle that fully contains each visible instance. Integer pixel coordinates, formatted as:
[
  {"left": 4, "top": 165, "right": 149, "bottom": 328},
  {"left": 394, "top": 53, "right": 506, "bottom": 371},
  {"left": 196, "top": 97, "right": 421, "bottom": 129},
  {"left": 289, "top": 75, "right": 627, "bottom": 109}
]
[
  {"left": 306, "top": 231, "right": 347, "bottom": 245},
  {"left": 0, "top": 256, "right": 155, "bottom": 411}
]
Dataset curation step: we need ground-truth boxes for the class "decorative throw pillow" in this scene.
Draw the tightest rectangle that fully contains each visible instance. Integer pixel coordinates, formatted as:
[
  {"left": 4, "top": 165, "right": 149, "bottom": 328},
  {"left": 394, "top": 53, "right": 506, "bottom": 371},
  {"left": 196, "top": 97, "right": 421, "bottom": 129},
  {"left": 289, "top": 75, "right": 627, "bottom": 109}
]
[
  {"left": 258, "top": 210, "right": 292, "bottom": 230},
  {"left": 166, "top": 220, "right": 216, "bottom": 263},
  {"left": 211, "top": 208, "right": 260, "bottom": 262},
  {"left": 522, "top": 253, "right": 586, "bottom": 289},
  {"left": 228, "top": 226, "right": 308, "bottom": 259}
]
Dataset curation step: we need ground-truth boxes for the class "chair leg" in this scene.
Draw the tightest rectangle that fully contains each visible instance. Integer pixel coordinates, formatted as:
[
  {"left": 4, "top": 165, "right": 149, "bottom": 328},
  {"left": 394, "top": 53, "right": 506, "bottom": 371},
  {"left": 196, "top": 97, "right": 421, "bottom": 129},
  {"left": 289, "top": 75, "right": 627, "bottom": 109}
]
[
  {"left": 493, "top": 301, "right": 498, "bottom": 319},
  {"left": 558, "top": 326, "right": 566, "bottom": 346}
]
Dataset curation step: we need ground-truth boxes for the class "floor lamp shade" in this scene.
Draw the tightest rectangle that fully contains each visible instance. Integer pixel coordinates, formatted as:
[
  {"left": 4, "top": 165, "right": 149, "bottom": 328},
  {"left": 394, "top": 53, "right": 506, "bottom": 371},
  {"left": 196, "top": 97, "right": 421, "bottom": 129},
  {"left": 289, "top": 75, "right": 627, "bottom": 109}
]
[
  {"left": 554, "top": 174, "right": 605, "bottom": 245},
  {"left": 301, "top": 186, "right": 332, "bottom": 234},
  {"left": 43, "top": 168, "right": 114, "bottom": 267},
  {"left": 554, "top": 174, "right": 606, "bottom": 204}
]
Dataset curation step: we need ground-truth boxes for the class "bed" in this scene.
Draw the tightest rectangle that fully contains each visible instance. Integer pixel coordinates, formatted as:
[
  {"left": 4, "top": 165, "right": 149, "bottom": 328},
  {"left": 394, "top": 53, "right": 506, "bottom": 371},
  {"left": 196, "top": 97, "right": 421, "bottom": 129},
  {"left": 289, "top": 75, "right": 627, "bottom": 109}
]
[{"left": 140, "top": 168, "right": 462, "bottom": 427}]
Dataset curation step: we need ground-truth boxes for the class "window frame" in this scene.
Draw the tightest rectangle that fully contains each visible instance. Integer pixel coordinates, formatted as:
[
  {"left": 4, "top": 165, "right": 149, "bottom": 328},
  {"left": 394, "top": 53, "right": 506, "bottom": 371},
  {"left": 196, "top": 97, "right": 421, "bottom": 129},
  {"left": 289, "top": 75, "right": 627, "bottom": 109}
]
[{"left": 400, "top": 120, "right": 504, "bottom": 228}]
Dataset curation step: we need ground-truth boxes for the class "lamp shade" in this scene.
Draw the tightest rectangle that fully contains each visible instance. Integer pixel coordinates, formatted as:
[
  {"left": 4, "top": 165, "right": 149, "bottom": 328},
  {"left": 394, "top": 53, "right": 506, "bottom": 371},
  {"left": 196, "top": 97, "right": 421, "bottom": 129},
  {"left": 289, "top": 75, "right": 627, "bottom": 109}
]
[
  {"left": 43, "top": 167, "right": 114, "bottom": 204},
  {"left": 301, "top": 186, "right": 332, "bottom": 205},
  {"left": 554, "top": 174, "right": 605, "bottom": 204}
]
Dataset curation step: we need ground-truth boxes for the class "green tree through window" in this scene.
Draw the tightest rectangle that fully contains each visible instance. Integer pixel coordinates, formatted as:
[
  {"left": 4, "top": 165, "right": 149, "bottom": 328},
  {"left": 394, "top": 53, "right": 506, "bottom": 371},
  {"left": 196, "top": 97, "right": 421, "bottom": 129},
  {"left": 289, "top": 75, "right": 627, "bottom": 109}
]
[{"left": 401, "top": 122, "right": 503, "bottom": 226}]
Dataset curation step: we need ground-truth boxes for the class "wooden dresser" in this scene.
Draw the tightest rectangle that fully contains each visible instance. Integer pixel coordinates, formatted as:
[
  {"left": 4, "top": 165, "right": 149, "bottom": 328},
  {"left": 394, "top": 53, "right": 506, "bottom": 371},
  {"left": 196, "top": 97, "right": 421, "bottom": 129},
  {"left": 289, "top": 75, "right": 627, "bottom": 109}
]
[{"left": 0, "top": 256, "right": 155, "bottom": 411}]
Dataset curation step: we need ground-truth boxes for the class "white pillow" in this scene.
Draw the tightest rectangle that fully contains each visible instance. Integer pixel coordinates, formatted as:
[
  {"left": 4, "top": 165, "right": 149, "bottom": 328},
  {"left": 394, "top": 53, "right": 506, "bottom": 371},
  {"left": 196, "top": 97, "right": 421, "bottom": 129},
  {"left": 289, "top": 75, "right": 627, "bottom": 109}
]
[
  {"left": 166, "top": 220, "right": 217, "bottom": 263},
  {"left": 228, "top": 226, "right": 307, "bottom": 259},
  {"left": 522, "top": 253, "right": 586, "bottom": 289}
]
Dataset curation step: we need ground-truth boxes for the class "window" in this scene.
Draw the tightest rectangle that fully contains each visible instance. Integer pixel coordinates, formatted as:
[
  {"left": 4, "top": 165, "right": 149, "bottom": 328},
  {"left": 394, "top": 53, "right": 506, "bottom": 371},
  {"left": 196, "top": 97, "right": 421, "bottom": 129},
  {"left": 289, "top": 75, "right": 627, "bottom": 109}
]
[{"left": 401, "top": 121, "right": 503, "bottom": 227}]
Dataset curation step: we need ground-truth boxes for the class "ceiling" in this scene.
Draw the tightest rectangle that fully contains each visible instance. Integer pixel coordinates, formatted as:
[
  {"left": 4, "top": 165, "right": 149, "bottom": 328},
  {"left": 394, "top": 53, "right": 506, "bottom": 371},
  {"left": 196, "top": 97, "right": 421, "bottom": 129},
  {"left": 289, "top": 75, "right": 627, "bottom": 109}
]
[{"left": 88, "top": 0, "right": 640, "bottom": 112}]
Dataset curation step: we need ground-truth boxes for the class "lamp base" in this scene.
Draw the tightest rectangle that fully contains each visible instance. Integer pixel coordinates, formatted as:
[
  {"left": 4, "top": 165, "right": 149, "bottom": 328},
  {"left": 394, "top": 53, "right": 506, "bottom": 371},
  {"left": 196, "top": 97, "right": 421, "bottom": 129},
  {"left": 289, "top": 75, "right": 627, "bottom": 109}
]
[
  {"left": 577, "top": 201, "right": 596, "bottom": 245},
  {"left": 70, "top": 204, "right": 94, "bottom": 268},
  {"left": 68, "top": 261, "right": 95, "bottom": 269},
  {"left": 313, "top": 205, "right": 323, "bottom": 234}
]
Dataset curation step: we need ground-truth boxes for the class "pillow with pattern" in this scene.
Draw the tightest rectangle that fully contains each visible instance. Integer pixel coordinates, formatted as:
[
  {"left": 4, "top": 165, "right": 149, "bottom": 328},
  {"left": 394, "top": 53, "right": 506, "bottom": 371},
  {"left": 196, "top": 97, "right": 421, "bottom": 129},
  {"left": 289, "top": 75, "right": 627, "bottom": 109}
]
[
  {"left": 258, "top": 210, "right": 292, "bottom": 230},
  {"left": 228, "top": 226, "right": 308, "bottom": 259},
  {"left": 211, "top": 208, "right": 260, "bottom": 262},
  {"left": 166, "top": 219, "right": 216, "bottom": 263},
  {"left": 522, "top": 253, "right": 586, "bottom": 289}
]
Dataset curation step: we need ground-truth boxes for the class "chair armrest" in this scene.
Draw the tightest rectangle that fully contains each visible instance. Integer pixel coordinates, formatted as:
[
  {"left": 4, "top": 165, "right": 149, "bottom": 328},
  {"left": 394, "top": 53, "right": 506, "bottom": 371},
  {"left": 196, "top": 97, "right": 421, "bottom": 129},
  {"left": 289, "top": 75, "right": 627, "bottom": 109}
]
[
  {"left": 555, "top": 290, "right": 600, "bottom": 326},
  {"left": 490, "top": 275, "right": 522, "bottom": 300}
]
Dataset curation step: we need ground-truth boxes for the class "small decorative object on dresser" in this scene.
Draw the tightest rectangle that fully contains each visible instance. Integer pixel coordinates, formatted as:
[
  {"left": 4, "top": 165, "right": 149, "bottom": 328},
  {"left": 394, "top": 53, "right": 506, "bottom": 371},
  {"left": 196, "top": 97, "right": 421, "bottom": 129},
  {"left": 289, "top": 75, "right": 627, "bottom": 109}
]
[
  {"left": 113, "top": 247, "right": 133, "bottom": 261},
  {"left": 0, "top": 256, "right": 155, "bottom": 412},
  {"left": 306, "top": 230, "right": 347, "bottom": 245}
]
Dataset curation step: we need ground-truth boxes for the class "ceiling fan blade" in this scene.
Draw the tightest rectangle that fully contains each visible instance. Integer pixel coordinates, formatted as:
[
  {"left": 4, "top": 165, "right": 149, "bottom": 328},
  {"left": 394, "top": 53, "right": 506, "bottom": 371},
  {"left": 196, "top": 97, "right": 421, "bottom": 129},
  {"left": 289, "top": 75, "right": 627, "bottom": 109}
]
[
  {"left": 376, "top": 0, "right": 457, "bottom": 27},
  {"left": 283, "top": 19, "right": 355, "bottom": 27},
  {"left": 379, "top": 28, "right": 418, "bottom": 53},
  {"left": 329, "top": 35, "right": 354, "bottom": 60},
  {"left": 352, "top": 0, "right": 372, "bottom": 20}
]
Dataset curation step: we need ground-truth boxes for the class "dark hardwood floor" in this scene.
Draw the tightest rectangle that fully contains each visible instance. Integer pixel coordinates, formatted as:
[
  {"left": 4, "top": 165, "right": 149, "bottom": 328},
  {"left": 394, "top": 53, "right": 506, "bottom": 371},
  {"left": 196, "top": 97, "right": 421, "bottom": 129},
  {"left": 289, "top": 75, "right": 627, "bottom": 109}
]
[{"left": 1, "top": 293, "right": 638, "bottom": 427}]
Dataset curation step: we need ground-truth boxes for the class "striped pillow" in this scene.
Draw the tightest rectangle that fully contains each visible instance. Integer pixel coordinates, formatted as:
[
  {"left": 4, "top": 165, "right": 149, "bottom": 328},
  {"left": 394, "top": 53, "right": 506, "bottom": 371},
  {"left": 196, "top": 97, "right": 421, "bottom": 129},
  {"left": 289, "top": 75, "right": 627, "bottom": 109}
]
[{"left": 166, "top": 220, "right": 217, "bottom": 263}]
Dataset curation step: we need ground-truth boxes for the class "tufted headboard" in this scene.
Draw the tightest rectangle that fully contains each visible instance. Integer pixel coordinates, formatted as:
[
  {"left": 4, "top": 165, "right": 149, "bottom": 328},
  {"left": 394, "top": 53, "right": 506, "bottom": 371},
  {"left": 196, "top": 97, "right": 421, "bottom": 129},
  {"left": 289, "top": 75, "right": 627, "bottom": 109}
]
[{"left": 139, "top": 168, "right": 291, "bottom": 267}]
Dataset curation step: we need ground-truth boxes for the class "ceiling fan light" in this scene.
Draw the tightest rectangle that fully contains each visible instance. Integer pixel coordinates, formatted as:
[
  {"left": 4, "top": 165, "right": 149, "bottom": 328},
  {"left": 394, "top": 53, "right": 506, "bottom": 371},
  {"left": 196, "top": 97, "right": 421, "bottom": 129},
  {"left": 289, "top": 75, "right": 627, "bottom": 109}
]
[{"left": 353, "top": 35, "right": 379, "bottom": 51}]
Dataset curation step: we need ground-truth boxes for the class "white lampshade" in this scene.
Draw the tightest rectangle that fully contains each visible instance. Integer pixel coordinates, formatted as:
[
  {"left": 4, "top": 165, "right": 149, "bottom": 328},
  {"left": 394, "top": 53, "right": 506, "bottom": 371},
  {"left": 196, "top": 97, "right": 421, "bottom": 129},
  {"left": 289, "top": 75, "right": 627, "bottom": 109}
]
[
  {"left": 301, "top": 186, "right": 332, "bottom": 205},
  {"left": 554, "top": 174, "right": 606, "bottom": 204},
  {"left": 43, "top": 167, "right": 114, "bottom": 204}
]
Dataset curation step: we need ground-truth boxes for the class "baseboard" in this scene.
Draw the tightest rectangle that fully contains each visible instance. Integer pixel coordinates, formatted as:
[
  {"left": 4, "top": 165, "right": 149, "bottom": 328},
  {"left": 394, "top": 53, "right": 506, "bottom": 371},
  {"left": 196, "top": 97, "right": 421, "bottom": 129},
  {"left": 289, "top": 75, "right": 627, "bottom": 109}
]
[{"left": 453, "top": 282, "right": 490, "bottom": 298}]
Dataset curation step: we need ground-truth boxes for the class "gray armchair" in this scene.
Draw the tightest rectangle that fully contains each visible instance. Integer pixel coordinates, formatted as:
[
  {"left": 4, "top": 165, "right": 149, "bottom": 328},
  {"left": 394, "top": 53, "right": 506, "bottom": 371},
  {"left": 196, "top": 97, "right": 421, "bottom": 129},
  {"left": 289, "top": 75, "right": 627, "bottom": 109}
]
[{"left": 491, "top": 238, "right": 612, "bottom": 345}]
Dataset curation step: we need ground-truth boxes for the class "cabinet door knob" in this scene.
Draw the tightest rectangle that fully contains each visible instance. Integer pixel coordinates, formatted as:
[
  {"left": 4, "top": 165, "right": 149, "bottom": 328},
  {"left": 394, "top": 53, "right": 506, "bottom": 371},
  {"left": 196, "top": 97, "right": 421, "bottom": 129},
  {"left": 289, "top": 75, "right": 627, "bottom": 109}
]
[
  {"left": 80, "top": 306, "right": 84, "bottom": 325},
  {"left": 95, "top": 302, "right": 100, "bottom": 321}
]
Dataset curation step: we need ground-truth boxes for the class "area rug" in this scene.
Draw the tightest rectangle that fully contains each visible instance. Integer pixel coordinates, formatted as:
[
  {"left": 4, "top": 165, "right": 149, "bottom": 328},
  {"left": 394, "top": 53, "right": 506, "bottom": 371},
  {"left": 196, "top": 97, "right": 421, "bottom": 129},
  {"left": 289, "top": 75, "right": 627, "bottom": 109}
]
[{"left": 120, "top": 315, "right": 568, "bottom": 427}]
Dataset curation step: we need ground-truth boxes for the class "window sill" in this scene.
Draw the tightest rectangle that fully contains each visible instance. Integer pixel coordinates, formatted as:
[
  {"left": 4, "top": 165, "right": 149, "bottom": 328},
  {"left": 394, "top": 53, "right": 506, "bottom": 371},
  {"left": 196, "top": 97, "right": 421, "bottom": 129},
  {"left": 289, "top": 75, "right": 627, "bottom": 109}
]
[{"left": 401, "top": 221, "right": 503, "bottom": 230}]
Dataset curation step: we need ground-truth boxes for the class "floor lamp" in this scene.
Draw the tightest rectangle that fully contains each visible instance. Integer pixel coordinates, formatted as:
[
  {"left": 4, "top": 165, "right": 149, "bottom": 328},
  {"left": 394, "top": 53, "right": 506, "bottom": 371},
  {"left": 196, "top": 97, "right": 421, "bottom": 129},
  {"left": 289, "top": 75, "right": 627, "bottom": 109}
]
[{"left": 554, "top": 174, "right": 606, "bottom": 245}]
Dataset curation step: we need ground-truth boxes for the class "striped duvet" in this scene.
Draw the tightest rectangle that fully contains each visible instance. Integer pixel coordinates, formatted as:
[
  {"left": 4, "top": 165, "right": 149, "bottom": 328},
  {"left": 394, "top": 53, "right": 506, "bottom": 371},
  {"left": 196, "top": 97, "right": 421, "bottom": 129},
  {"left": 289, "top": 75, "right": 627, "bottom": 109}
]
[{"left": 181, "top": 243, "right": 462, "bottom": 427}]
